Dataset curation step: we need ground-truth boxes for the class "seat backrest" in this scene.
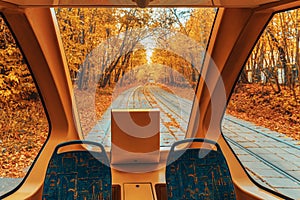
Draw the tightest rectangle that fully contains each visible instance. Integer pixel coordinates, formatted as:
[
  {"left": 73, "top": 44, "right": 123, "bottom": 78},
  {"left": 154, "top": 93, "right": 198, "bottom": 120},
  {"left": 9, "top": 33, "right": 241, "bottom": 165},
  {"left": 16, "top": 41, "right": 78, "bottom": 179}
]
[
  {"left": 166, "top": 138, "right": 236, "bottom": 200},
  {"left": 42, "top": 140, "right": 111, "bottom": 200}
]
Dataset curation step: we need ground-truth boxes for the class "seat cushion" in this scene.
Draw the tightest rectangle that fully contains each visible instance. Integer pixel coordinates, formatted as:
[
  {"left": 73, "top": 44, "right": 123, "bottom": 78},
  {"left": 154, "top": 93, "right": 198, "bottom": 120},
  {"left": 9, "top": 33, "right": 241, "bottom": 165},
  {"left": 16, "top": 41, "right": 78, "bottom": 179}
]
[
  {"left": 42, "top": 151, "right": 111, "bottom": 200},
  {"left": 166, "top": 148, "right": 236, "bottom": 200}
]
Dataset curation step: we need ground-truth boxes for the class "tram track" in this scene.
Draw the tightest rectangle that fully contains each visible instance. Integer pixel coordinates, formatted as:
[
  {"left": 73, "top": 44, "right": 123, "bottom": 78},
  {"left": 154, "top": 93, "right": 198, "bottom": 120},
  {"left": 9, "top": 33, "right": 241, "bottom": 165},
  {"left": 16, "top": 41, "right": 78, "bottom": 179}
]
[
  {"left": 126, "top": 86, "right": 141, "bottom": 108},
  {"left": 225, "top": 135, "right": 300, "bottom": 185},
  {"left": 142, "top": 86, "right": 179, "bottom": 140},
  {"left": 97, "top": 85, "right": 152, "bottom": 143},
  {"left": 224, "top": 116, "right": 300, "bottom": 151},
  {"left": 222, "top": 117, "right": 300, "bottom": 188},
  {"left": 147, "top": 86, "right": 192, "bottom": 120},
  {"left": 97, "top": 84, "right": 300, "bottom": 151},
  {"left": 94, "top": 87, "right": 140, "bottom": 144},
  {"left": 145, "top": 86, "right": 190, "bottom": 123}
]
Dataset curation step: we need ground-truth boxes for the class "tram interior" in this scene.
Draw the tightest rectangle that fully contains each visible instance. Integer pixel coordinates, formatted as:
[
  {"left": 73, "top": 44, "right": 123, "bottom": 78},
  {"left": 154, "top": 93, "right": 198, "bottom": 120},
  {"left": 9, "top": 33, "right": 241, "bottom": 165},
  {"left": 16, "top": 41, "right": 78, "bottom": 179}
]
[{"left": 0, "top": 0, "right": 300, "bottom": 200}]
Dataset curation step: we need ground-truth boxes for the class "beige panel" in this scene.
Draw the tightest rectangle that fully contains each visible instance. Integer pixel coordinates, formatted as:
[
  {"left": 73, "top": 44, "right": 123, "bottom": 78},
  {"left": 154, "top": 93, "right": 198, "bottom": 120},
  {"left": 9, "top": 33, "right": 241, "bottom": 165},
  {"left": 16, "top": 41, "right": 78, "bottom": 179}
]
[{"left": 111, "top": 109, "right": 160, "bottom": 164}]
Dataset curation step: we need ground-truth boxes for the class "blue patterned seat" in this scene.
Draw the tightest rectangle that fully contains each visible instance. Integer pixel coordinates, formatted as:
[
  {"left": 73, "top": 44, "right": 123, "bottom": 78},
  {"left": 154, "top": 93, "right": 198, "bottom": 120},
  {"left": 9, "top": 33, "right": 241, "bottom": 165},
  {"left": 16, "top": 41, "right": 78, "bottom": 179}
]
[
  {"left": 42, "top": 140, "right": 111, "bottom": 200},
  {"left": 166, "top": 138, "right": 236, "bottom": 200}
]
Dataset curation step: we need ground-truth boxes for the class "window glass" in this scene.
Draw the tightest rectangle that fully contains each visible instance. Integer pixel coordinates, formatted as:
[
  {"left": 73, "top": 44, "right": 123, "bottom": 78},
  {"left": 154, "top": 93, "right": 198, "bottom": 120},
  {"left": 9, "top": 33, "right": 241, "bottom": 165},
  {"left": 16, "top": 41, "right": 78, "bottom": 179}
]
[
  {"left": 56, "top": 8, "right": 217, "bottom": 147},
  {"left": 222, "top": 8, "right": 300, "bottom": 199},
  {"left": 0, "top": 15, "right": 49, "bottom": 196}
]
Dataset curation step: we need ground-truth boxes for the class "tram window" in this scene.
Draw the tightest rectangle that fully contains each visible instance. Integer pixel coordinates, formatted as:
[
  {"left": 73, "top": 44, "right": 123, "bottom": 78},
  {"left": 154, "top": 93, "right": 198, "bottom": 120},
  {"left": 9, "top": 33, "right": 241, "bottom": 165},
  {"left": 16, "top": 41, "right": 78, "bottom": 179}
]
[
  {"left": 56, "top": 8, "right": 217, "bottom": 147},
  {"left": 222, "top": 8, "right": 300, "bottom": 199},
  {"left": 0, "top": 15, "right": 49, "bottom": 195}
]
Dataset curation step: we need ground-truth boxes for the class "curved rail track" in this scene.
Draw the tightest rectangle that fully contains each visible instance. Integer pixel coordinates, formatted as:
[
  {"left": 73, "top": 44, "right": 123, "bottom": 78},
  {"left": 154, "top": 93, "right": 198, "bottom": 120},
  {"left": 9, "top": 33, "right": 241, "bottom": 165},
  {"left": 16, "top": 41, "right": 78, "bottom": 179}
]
[{"left": 222, "top": 116, "right": 300, "bottom": 196}]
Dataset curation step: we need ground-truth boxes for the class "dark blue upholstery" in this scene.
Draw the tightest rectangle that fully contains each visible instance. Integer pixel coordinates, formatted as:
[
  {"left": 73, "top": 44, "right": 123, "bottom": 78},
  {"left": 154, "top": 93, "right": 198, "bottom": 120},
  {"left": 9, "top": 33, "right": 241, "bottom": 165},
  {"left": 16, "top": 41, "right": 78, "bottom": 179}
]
[
  {"left": 42, "top": 140, "right": 111, "bottom": 200},
  {"left": 166, "top": 138, "right": 236, "bottom": 200}
]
